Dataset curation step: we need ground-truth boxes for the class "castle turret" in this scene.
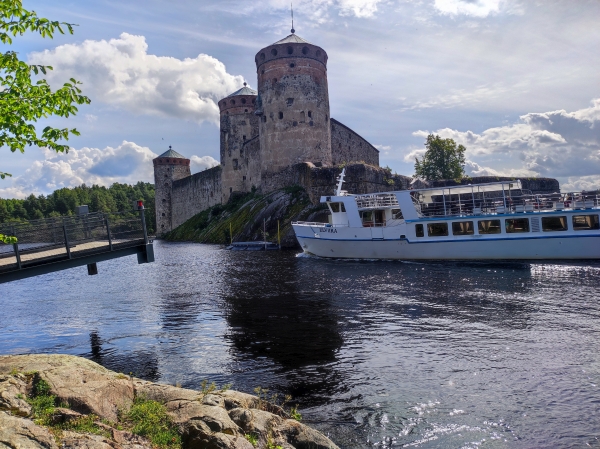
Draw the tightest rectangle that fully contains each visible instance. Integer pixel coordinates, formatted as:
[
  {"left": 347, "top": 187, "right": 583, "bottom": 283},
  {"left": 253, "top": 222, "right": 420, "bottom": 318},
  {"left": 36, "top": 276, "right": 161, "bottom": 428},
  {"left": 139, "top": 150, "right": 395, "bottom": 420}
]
[
  {"left": 218, "top": 83, "right": 259, "bottom": 203},
  {"left": 153, "top": 147, "right": 191, "bottom": 235},
  {"left": 255, "top": 31, "right": 332, "bottom": 177}
]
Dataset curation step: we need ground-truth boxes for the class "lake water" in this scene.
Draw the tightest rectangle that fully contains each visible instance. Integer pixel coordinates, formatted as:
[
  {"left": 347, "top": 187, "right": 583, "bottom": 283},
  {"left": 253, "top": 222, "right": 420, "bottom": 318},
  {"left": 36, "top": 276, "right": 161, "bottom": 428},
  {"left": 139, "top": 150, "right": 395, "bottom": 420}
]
[{"left": 1, "top": 241, "right": 600, "bottom": 448}]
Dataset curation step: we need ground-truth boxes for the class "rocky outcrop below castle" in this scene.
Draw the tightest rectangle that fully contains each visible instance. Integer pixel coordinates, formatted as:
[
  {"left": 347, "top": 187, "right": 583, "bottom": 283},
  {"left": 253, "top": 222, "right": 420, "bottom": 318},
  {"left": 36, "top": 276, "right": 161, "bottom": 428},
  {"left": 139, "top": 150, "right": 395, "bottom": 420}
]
[
  {"left": 164, "top": 187, "right": 324, "bottom": 248},
  {"left": 0, "top": 354, "right": 338, "bottom": 449}
]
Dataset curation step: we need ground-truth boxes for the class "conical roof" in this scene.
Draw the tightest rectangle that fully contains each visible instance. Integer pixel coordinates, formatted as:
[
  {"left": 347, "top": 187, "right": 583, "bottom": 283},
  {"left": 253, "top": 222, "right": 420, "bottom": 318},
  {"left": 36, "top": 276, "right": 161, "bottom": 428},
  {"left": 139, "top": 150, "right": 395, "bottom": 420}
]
[
  {"left": 226, "top": 83, "right": 257, "bottom": 98},
  {"left": 157, "top": 147, "right": 186, "bottom": 159},
  {"left": 272, "top": 33, "right": 312, "bottom": 45}
]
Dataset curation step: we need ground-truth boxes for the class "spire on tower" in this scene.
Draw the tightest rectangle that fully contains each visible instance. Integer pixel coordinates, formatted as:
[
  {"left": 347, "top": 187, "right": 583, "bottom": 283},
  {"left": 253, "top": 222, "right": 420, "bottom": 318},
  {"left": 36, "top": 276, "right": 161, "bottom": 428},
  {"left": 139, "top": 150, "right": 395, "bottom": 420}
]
[{"left": 291, "top": 2, "right": 295, "bottom": 34}]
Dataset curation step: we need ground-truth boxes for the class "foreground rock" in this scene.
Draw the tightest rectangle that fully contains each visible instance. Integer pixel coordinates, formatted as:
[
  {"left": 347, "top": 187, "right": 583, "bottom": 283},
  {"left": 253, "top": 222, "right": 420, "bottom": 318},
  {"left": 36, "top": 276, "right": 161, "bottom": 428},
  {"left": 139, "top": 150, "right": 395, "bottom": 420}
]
[{"left": 0, "top": 354, "right": 338, "bottom": 449}]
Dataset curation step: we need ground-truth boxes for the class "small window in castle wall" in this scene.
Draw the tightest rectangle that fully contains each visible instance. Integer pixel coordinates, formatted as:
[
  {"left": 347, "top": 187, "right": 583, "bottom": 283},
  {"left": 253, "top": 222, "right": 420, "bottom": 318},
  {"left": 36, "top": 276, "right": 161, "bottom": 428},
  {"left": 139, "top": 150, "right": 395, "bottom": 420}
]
[
  {"left": 286, "top": 98, "right": 294, "bottom": 106},
  {"left": 273, "top": 78, "right": 277, "bottom": 83},
  {"left": 287, "top": 46, "right": 293, "bottom": 54},
  {"left": 308, "top": 111, "right": 312, "bottom": 118},
  {"left": 293, "top": 121, "right": 298, "bottom": 126},
  {"left": 290, "top": 63, "right": 295, "bottom": 68},
  {"left": 302, "top": 46, "right": 309, "bottom": 55},
  {"left": 162, "top": 213, "right": 165, "bottom": 217},
  {"left": 231, "top": 100, "right": 235, "bottom": 105},
  {"left": 233, "top": 159, "right": 238, "bottom": 170},
  {"left": 300, "top": 111, "right": 305, "bottom": 122},
  {"left": 279, "top": 112, "right": 283, "bottom": 119},
  {"left": 271, "top": 48, "right": 277, "bottom": 56},
  {"left": 316, "top": 50, "right": 322, "bottom": 57},
  {"left": 262, "top": 115, "right": 267, "bottom": 123},
  {"left": 244, "top": 109, "right": 248, "bottom": 112},
  {"left": 241, "top": 98, "right": 246, "bottom": 104},
  {"left": 260, "top": 52, "right": 265, "bottom": 60},
  {"left": 243, "top": 135, "right": 246, "bottom": 140},
  {"left": 243, "top": 176, "right": 246, "bottom": 181}
]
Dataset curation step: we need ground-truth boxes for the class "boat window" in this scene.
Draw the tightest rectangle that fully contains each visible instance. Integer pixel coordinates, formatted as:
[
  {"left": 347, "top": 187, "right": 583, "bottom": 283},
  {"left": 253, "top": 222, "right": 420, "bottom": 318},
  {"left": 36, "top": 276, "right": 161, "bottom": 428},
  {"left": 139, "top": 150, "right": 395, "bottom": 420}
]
[
  {"left": 573, "top": 214, "right": 600, "bottom": 230},
  {"left": 478, "top": 219, "right": 501, "bottom": 234},
  {"left": 505, "top": 218, "right": 530, "bottom": 233},
  {"left": 361, "top": 210, "right": 374, "bottom": 227},
  {"left": 391, "top": 208, "right": 403, "bottom": 219},
  {"left": 542, "top": 216, "right": 568, "bottom": 232},
  {"left": 452, "top": 221, "right": 474, "bottom": 235},
  {"left": 415, "top": 224, "right": 424, "bottom": 237},
  {"left": 427, "top": 222, "right": 448, "bottom": 237},
  {"left": 329, "top": 202, "right": 346, "bottom": 213}
]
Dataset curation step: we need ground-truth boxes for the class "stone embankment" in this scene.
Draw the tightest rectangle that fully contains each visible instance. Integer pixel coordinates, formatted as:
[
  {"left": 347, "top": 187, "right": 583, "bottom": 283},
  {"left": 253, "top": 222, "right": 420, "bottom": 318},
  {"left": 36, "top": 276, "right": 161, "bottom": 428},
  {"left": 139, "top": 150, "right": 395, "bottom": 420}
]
[
  {"left": 164, "top": 187, "right": 328, "bottom": 249},
  {"left": 0, "top": 354, "right": 339, "bottom": 449}
]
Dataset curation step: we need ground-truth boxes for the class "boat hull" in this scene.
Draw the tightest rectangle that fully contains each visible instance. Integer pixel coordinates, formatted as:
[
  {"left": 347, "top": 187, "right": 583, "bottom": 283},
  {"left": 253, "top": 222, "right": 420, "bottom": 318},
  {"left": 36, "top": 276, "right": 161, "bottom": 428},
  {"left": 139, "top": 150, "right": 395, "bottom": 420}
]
[{"left": 293, "top": 225, "right": 600, "bottom": 260}]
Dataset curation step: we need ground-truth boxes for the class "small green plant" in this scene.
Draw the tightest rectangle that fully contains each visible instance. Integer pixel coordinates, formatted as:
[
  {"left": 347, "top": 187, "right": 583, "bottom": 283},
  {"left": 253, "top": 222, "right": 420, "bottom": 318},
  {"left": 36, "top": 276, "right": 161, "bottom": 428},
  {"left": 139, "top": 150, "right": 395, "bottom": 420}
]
[
  {"left": 219, "top": 383, "right": 232, "bottom": 392},
  {"left": 266, "top": 438, "right": 283, "bottom": 449},
  {"left": 57, "top": 414, "right": 110, "bottom": 438},
  {"left": 123, "top": 396, "right": 181, "bottom": 449},
  {"left": 245, "top": 433, "right": 258, "bottom": 447},
  {"left": 289, "top": 405, "right": 302, "bottom": 421},
  {"left": 115, "top": 373, "right": 129, "bottom": 380},
  {"left": 200, "top": 379, "right": 217, "bottom": 396},
  {"left": 27, "top": 378, "right": 56, "bottom": 425},
  {"left": 16, "top": 393, "right": 24, "bottom": 399},
  {"left": 9, "top": 368, "right": 19, "bottom": 376}
]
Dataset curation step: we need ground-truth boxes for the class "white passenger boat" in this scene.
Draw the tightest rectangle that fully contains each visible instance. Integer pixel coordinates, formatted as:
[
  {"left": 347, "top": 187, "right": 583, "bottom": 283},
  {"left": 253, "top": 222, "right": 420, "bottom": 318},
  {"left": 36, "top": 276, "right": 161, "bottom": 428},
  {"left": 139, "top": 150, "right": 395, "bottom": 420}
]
[{"left": 292, "top": 170, "right": 600, "bottom": 260}]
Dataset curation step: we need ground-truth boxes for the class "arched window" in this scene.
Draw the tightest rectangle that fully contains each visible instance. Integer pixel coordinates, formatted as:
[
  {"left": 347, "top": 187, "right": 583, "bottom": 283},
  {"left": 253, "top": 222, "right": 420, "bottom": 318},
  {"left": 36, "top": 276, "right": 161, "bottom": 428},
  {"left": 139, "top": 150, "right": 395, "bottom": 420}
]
[
  {"left": 316, "top": 50, "right": 322, "bottom": 57},
  {"left": 279, "top": 112, "right": 283, "bottom": 119},
  {"left": 241, "top": 98, "right": 246, "bottom": 104},
  {"left": 260, "top": 53, "right": 265, "bottom": 60},
  {"left": 271, "top": 48, "right": 277, "bottom": 56},
  {"left": 287, "top": 46, "right": 293, "bottom": 55},
  {"left": 302, "top": 46, "right": 309, "bottom": 55}
]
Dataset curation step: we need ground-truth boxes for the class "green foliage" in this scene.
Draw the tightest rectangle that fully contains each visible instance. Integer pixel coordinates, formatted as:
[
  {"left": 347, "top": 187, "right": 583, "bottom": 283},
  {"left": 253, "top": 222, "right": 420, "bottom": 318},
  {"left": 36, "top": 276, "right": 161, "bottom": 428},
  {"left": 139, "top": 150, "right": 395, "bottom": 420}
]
[
  {"left": 289, "top": 405, "right": 302, "bottom": 421},
  {"left": 0, "top": 182, "right": 156, "bottom": 234},
  {"left": 1, "top": 0, "right": 91, "bottom": 177},
  {"left": 414, "top": 134, "right": 466, "bottom": 181},
  {"left": 57, "top": 414, "right": 111, "bottom": 438},
  {"left": 245, "top": 433, "right": 259, "bottom": 447},
  {"left": 27, "top": 378, "right": 56, "bottom": 425},
  {"left": 123, "top": 396, "right": 181, "bottom": 449}
]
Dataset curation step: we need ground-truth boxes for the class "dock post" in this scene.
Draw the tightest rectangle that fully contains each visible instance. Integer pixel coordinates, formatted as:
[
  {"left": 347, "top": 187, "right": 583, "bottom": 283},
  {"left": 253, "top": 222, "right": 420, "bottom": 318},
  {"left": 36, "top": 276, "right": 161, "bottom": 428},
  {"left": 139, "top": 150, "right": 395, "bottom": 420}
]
[
  {"left": 11, "top": 226, "right": 21, "bottom": 269},
  {"left": 105, "top": 216, "right": 113, "bottom": 251},
  {"left": 140, "top": 208, "right": 149, "bottom": 245},
  {"left": 87, "top": 263, "right": 98, "bottom": 275}
]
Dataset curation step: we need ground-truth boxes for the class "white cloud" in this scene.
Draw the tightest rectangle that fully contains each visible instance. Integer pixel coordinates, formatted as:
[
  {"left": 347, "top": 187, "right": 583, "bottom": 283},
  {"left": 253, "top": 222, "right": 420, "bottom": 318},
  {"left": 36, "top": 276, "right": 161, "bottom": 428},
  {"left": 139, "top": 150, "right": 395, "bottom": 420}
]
[
  {"left": 29, "top": 33, "right": 243, "bottom": 125},
  {"left": 191, "top": 155, "right": 219, "bottom": 172},
  {"left": 0, "top": 142, "right": 220, "bottom": 198},
  {"left": 433, "top": 0, "right": 503, "bottom": 18},
  {"left": 561, "top": 175, "right": 600, "bottom": 192},
  {"left": 411, "top": 98, "right": 600, "bottom": 189}
]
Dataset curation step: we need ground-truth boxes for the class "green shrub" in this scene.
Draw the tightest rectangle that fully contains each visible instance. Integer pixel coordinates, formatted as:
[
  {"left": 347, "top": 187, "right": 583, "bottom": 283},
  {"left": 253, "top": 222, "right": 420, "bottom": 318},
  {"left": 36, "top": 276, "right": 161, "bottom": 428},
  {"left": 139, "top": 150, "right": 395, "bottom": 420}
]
[{"left": 123, "top": 396, "right": 181, "bottom": 449}]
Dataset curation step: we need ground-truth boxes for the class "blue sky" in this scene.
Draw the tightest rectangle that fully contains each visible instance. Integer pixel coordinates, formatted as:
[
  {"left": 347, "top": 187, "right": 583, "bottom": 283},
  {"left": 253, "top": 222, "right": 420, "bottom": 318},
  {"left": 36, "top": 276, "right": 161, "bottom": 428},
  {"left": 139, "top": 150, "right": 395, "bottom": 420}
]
[{"left": 2, "top": 0, "right": 599, "bottom": 198}]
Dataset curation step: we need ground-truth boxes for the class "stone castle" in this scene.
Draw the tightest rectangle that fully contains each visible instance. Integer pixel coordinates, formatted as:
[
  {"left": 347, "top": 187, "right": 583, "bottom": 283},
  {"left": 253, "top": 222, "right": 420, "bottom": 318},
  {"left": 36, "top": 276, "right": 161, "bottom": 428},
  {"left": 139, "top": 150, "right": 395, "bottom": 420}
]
[
  {"left": 153, "top": 30, "right": 389, "bottom": 235},
  {"left": 152, "top": 30, "right": 560, "bottom": 236}
]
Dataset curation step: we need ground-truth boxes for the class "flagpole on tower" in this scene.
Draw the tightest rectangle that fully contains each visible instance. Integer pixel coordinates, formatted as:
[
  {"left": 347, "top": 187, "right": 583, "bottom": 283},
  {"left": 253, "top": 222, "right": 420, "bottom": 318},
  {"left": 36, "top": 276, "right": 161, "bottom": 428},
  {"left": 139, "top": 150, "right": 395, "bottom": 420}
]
[{"left": 291, "top": 2, "right": 295, "bottom": 33}]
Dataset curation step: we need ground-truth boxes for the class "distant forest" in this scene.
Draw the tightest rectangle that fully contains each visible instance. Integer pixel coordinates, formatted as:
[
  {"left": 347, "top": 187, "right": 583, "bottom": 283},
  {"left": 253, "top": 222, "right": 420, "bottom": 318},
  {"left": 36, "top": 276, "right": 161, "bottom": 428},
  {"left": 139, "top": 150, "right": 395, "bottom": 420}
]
[{"left": 0, "top": 182, "right": 156, "bottom": 234}]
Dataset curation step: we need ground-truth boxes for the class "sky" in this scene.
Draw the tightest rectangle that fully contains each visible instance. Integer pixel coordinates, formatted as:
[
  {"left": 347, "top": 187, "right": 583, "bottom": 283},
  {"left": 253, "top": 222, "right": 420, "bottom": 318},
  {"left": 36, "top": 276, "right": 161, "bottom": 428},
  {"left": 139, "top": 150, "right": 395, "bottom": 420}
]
[{"left": 1, "top": 0, "right": 599, "bottom": 198}]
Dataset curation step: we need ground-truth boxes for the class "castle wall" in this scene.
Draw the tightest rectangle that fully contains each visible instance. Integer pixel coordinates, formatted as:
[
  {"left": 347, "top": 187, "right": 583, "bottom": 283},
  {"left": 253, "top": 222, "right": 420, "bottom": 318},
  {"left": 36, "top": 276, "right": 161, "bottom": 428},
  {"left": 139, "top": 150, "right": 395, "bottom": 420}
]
[
  {"left": 171, "top": 166, "right": 222, "bottom": 230},
  {"left": 330, "top": 118, "right": 379, "bottom": 166},
  {"left": 256, "top": 42, "right": 332, "bottom": 175},
  {"left": 219, "top": 97, "right": 259, "bottom": 203},
  {"left": 261, "top": 162, "right": 412, "bottom": 204},
  {"left": 154, "top": 158, "right": 190, "bottom": 235}
]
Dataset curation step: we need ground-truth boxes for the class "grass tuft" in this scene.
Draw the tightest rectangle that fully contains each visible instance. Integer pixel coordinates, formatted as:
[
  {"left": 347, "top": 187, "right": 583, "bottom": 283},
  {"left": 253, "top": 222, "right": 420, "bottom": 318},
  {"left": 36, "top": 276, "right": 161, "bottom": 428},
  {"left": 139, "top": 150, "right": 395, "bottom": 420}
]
[{"left": 123, "top": 396, "right": 181, "bottom": 449}]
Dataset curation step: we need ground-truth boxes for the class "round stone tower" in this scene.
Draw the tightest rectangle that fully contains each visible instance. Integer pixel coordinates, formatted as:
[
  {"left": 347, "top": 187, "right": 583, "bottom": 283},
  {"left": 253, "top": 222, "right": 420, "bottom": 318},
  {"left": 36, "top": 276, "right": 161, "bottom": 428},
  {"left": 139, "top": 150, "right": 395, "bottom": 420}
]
[
  {"left": 255, "top": 31, "right": 332, "bottom": 176},
  {"left": 153, "top": 147, "right": 191, "bottom": 235},
  {"left": 218, "top": 83, "right": 259, "bottom": 203}
]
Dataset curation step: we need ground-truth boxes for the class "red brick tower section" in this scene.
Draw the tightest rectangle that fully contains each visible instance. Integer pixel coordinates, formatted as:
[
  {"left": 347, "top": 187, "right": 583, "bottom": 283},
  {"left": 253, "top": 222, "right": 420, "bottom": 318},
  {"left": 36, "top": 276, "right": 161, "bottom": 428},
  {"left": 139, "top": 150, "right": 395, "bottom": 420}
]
[
  {"left": 255, "top": 32, "right": 332, "bottom": 177},
  {"left": 153, "top": 147, "right": 191, "bottom": 236},
  {"left": 218, "top": 83, "right": 259, "bottom": 203}
]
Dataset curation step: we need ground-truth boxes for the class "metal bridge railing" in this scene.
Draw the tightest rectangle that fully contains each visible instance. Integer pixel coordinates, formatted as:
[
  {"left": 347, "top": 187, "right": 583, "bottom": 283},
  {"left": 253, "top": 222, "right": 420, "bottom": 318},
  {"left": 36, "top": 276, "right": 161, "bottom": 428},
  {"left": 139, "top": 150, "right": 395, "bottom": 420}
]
[{"left": 0, "top": 209, "right": 150, "bottom": 275}]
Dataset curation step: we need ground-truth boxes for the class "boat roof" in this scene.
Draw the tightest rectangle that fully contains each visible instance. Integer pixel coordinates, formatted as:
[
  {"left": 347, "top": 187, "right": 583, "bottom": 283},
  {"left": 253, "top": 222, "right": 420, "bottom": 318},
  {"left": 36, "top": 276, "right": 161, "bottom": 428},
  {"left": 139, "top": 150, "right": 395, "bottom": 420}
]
[{"left": 411, "top": 181, "right": 523, "bottom": 200}]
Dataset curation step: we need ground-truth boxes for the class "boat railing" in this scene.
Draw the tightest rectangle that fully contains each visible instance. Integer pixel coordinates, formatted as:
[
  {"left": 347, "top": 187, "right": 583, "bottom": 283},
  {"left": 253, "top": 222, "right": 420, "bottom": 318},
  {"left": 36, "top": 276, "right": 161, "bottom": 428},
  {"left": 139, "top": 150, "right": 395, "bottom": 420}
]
[
  {"left": 355, "top": 193, "right": 399, "bottom": 209},
  {"left": 413, "top": 191, "right": 599, "bottom": 218}
]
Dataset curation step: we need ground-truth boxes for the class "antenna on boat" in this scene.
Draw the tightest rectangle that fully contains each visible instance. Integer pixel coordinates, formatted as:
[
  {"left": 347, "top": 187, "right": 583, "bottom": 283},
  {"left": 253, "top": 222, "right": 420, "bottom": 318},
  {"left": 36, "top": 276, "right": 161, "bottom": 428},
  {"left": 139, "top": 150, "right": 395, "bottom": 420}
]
[{"left": 335, "top": 168, "right": 346, "bottom": 196}]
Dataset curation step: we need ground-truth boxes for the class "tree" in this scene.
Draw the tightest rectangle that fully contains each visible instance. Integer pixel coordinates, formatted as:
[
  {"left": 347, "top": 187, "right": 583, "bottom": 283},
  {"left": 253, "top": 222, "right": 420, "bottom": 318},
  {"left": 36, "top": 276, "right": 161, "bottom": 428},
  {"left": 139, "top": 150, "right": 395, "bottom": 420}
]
[
  {"left": 0, "top": 0, "right": 90, "bottom": 243},
  {"left": 414, "top": 134, "right": 466, "bottom": 181}
]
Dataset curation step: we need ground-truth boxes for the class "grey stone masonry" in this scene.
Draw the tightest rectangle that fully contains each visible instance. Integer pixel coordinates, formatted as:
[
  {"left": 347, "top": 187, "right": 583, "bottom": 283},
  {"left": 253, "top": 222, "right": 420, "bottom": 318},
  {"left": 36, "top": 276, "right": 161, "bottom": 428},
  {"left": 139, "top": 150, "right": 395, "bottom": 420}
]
[{"left": 331, "top": 118, "right": 379, "bottom": 166}]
